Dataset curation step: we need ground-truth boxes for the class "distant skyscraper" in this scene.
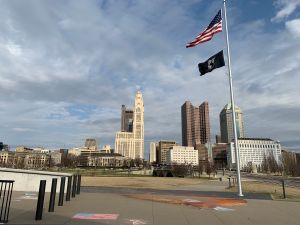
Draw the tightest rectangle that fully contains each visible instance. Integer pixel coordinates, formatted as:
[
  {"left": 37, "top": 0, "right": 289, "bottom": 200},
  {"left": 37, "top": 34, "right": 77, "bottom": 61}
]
[
  {"left": 121, "top": 105, "right": 134, "bottom": 132},
  {"left": 149, "top": 142, "right": 157, "bottom": 163},
  {"left": 133, "top": 91, "right": 144, "bottom": 159},
  {"left": 181, "top": 101, "right": 211, "bottom": 147},
  {"left": 219, "top": 103, "right": 245, "bottom": 143},
  {"left": 115, "top": 91, "right": 144, "bottom": 159}
]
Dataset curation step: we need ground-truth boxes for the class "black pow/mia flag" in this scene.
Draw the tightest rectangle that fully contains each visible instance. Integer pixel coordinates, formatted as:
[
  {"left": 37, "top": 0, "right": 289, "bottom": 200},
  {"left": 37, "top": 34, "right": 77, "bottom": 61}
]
[{"left": 198, "top": 50, "right": 225, "bottom": 76}]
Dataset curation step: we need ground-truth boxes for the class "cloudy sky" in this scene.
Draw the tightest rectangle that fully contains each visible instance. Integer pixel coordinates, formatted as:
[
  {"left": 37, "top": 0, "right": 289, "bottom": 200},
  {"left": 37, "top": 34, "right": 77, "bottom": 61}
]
[{"left": 1, "top": 0, "right": 300, "bottom": 155}]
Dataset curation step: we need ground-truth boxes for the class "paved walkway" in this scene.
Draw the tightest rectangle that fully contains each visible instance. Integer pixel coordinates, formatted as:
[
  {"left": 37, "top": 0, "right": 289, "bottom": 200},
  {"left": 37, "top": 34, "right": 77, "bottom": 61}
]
[{"left": 7, "top": 186, "right": 300, "bottom": 225}]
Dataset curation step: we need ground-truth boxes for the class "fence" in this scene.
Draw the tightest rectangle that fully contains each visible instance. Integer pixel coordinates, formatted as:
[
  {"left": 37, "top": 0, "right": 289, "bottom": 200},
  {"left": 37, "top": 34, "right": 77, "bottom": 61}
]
[
  {"left": 35, "top": 174, "right": 81, "bottom": 220},
  {"left": 0, "top": 180, "right": 14, "bottom": 223},
  {"left": 227, "top": 176, "right": 300, "bottom": 198}
]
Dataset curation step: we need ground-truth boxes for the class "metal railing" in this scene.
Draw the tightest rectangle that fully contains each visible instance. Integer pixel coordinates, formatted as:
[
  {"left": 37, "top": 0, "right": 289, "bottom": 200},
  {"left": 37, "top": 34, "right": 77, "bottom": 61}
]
[
  {"left": 35, "top": 174, "right": 81, "bottom": 221},
  {"left": 0, "top": 180, "right": 14, "bottom": 223},
  {"left": 227, "top": 176, "right": 300, "bottom": 199}
]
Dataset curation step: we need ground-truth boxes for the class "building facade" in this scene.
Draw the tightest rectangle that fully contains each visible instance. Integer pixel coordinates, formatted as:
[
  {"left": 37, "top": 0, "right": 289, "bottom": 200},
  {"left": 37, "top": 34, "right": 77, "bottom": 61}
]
[
  {"left": 181, "top": 101, "right": 211, "bottom": 147},
  {"left": 115, "top": 91, "right": 144, "bottom": 159},
  {"left": 24, "top": 153, "right": 50, "bottom": 169},
  {"left": 121, "top": 105, "right": 134, "bottom": 132},
  {"left": 166, "top": 146, "right": 199, "bottom": 165},
  {"left": 220, "top": 103, "right": 245, "bottom": 143},
  {"left": 79, "top": 152, "right": 125, "bottom": 167},
  {"left": 133, "top": 91, "right": 144, "bottom": 159},
  {"left": 157, "top": 140, "right": 177, "bottom": 164},
  {"left": 100, "top": 145, "right": 113, "bottom": 153},
  {"left": 212, "top": 143, "right": 227, "bottom": 168},
  {"left": 227, "top": 138, "right": 281, "bottom": 169},
  {"left": 115, "top": 132, "right": 134, "bottom": 158},
  {"left": 149, "top": 142, "right": 157, "bottom": 163},
  {"left": 85, "top": 138, "right": 98, "bottom": 150},
  {"left": 15, "top": 146, "right": 34, "bottom": 153},
  {"left": 195, "top": 143, "right": 213, "bottom": 162},
  {"left": 50, "top": 151, "right": 62, "bottom": 166}
]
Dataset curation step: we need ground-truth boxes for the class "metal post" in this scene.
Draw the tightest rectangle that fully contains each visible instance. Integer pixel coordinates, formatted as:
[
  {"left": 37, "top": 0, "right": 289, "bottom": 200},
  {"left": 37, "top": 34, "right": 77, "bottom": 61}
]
[
  {"left": 3, "top": 183, "right": 11, "bottom": 220},
  {"left": 71, "top": 175, "right": 76, "bottom": 198},
  {"left": 76, "top": 175, "right": 81, "bottom": 195},
  {"left": 228, "top": 177, "right": 231, "bottom": 188},
  {"left": 223, "top": 0, "right": 243, "bottom": 197},
  {"left": 282, "top": 180, "right": 286, "bottom": 199},
  {"left": 35, "top": 180, "right": 46, "bottom": 220},
  {"left": 4, "top": 182, "right": 14, "bottom": 222},
  {"left": 48, "top": 178, "right": 57, "bottom": 212},
  {"left": 0, "top": 182, "right": 7, "bottom": 221},
  {"left": 58, "top": 177, "right": 65, "bottom": 206},
  {"left": 66, "top": 176, "right": 72, "bottom": 201}
]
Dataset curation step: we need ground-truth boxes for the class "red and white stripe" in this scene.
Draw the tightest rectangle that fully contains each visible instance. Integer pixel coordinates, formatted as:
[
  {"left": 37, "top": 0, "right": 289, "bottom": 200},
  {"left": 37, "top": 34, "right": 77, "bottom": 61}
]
[{"left": 186, "top": 21, "right": 222, "bottom": 48}]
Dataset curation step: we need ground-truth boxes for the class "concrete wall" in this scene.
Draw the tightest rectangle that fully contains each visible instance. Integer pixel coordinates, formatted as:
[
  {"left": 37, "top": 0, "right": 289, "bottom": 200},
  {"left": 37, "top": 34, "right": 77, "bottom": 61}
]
[{"left": 0, "top": 168, "right": 72, "bottom": 193}]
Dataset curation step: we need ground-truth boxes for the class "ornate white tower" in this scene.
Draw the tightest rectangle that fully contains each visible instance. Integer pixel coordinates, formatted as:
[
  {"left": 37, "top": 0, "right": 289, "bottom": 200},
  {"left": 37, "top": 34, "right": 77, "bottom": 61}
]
[{"left": 133, "top": 91, "right": 144, "bottom": 159}]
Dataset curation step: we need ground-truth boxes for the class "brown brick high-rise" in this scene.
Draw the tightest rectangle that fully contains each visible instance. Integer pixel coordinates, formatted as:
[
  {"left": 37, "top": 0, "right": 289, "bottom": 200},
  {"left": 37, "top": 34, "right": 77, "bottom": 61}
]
[{"left": 181, "top": 101, "right": 211, "bottom": 146}]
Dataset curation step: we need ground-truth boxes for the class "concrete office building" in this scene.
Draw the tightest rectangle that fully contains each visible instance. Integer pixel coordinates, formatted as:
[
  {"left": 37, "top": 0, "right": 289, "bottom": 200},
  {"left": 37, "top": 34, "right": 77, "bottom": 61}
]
[
  {"left": 195, "top": 143, "right": 213, "bottom": 162},
  {"left": 79, "top": 151, "right": 125, "bottom": 167},
  {"left": 227, "top": 138, "right": 281, "bottom": 169},
  {"left": 85, "top": 138, "right": 98, "bottom": 150},
  {"left": 121, "top": 105, "right": 134, "bottom": 132},
  {"left": 115, "top": 132, "right": 134, "bottom": 158},
  {"left": 157, "top": 140, "right": 177, "bottom": 164},
  {"left": 212, "top": 143, "right": 227, "bottom": 168},
  {"left": 115, "top": 91, "right": 144, "bottom": 159},
  {"left": 181, "top": 101, "right": 211, "bottom": 147},
  {"left": 215, "top": 135, "right": 222, "bottom": 144},
  {"left": 100, "top": 145, "right": 113, "bottom": 153},
  {"left": 166, "top": 146, "right": 199, "bottom": 166},
  {"left": 149, "top": 142, "right": 157, "bottom": 163},
  {"left": 220, "top": 103, "right": 245, "bottom": 143},
  {"left": 49, "top": 151, "right": 62, "bottom": 166}
]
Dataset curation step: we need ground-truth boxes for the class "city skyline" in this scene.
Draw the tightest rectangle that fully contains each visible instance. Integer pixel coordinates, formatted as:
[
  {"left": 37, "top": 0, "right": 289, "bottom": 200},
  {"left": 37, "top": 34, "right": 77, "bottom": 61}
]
[{"left": 0, "top": 0, "right": 300, "bottom": 154}]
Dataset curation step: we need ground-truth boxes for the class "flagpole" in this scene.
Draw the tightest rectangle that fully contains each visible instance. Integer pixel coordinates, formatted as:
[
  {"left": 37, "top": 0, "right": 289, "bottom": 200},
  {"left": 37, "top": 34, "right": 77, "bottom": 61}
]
[{"left": 223, "top": 0, "right": 243, "bottom": 197}]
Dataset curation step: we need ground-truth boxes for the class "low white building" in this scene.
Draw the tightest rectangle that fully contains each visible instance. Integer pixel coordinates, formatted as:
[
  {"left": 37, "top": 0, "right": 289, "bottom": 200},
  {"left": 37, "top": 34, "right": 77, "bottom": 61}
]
[
  {"left": 227, "top": 138, "right": 281, "bottom": 169},
  {"left": 166, "top": 146, "right": 199, "bottom": 166}
]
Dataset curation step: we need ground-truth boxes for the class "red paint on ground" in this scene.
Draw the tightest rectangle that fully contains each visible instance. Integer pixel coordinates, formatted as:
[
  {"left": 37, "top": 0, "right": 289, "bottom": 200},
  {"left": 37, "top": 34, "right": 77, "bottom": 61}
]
[
  {"left": 124, "top": 194, "right": 247, "bottom": 209},
  {"left": 183, "top": 198, "right": 247, "bottom": 208}
]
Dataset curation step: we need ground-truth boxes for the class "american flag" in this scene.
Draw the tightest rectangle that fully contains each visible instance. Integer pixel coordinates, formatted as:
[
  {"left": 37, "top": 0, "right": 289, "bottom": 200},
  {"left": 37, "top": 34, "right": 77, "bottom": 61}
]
[{"left": 186, "top": 10, "right": 222, "bottom": 48}]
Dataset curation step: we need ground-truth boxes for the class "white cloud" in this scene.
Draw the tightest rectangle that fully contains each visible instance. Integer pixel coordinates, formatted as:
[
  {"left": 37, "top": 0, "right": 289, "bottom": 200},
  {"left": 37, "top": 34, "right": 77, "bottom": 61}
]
[
  {"left": 0, "top": 0, "right": 299, "bottom": 152},
  {"left": 285, "top": 18, "right": 300, "bottom": 37},
  {"left": 272, "top": 0, "right": 300, "bottom": 21}
]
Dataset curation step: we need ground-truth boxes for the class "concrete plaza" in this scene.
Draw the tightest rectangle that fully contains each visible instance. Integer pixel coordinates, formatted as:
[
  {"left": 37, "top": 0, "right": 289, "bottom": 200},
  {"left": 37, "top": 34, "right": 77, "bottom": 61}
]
[{"left": 7, "top": 183, "right": 300, "bottom": 225}]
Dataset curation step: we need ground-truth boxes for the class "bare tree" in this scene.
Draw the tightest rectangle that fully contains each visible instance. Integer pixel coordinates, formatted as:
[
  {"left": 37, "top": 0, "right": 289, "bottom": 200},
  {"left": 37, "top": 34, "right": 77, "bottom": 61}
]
[
  {"left": 282, "top": 151, "right": 298, "bottom": 176},
  {"left": 261, "top": 153, "right": 268, "bottom": 173},
  {"left": 268, "top": 152, "right": 279, "bottom": 173},
  {"left": 205, "top": 161, "right": 213, "bottom": 178},
  {"left": 198, "top": 161, "right": 204, "bottom": 177},
  {"left": 171, "top": 163, "right": 189, "bottom": 177}
]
